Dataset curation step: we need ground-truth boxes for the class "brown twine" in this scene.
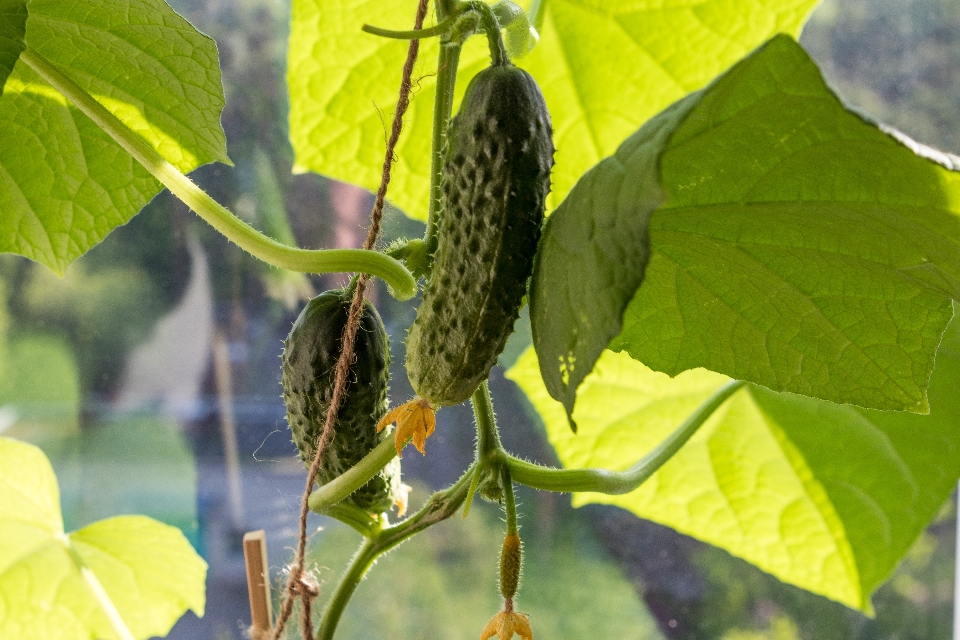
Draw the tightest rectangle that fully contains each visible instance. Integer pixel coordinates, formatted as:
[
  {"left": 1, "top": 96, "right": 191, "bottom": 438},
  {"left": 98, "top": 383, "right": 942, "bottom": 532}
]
[
  {"left": 295, "top": 575, "right": 320, "bottom": 639},
  {"left": 270, "top": 0, "right": 430, "bottom": 637}
]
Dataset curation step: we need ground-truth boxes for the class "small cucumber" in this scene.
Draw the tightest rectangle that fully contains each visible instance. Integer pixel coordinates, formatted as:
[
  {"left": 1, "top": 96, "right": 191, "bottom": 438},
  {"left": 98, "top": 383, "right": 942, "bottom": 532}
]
[
  {"left": 406, "top": 63, "right": 554, "bottom": 407},
  {"left": 282, "top": 287, "right": 402, "bottom": 514}
]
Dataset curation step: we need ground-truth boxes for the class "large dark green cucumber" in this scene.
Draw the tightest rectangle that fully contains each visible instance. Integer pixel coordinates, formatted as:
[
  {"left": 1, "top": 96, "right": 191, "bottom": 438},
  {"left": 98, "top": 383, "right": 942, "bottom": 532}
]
[
  {"left": 406, "top": 63, "right": 554, "bottom": 407},
  {"left": 282, "top": 287, "right": 401, "bottom": 514}
]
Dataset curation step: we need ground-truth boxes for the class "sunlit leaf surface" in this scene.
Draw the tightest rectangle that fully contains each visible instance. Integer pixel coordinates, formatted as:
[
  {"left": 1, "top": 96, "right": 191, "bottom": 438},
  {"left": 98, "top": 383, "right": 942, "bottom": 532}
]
[
  {"left": 0, "top": 437, "right": 206, "bottom": 639},
  {"left": 508, "top": 310, "right": 960, "bottom": 611}
]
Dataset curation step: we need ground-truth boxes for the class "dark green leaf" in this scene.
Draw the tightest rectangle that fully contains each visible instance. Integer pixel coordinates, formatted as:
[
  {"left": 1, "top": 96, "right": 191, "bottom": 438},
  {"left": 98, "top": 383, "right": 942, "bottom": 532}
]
[
  {"left": 529, "top": 95, "right": 696, "bottom": 424},
  {"left": 614, "top": 34, "right": 960, "bottom": 412},
  {"left": 533, "top": 34, "right": 960, "bottom": 417}
]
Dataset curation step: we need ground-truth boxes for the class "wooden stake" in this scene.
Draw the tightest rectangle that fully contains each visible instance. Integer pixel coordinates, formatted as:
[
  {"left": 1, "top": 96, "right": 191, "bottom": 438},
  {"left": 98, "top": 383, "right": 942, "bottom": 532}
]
[{"left": 243, "top": 530, "right": 273, "bottom": 632}]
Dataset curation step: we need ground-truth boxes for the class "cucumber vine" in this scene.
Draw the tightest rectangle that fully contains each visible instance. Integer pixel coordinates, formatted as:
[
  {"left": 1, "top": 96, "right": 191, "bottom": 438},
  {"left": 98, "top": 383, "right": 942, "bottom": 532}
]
[
  {"left": 4, "top": 0, "right": 958, "bottom": 638},
  {"left": 276, "top": 6, "right": 750, "bottom": 635}
]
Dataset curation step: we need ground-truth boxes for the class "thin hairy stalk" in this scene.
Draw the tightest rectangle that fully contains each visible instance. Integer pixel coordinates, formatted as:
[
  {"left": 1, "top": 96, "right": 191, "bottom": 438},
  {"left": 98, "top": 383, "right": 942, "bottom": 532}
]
[
  {"left": 506, "top": 380, "right": 746, "bottom": 493},
  {"left": 472, "top": 381, "right": 503, "bottom": 459},
  {"left": 462, "top": 381, "right": 503, "bottom": 517},
  {"left": 501, "top": 465, "right": 518, "bottom": 537},
  {"left": 469, "top": 0, "right": 508, "bottom": 66},
  {"left": 271, "top": 0, "right": 430, "bottom": 637},
  {"left": 19, "top": 49, "right": 415, "bottom": 301},
  {"left": 315, "top": 464, "right": 477, "bottom": 640}
]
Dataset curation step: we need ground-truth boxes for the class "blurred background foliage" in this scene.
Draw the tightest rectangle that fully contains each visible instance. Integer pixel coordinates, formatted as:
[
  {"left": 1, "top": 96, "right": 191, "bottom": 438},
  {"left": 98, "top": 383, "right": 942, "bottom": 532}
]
[{"left": 0, "top": 0, "right": 958, "bottom": 637}]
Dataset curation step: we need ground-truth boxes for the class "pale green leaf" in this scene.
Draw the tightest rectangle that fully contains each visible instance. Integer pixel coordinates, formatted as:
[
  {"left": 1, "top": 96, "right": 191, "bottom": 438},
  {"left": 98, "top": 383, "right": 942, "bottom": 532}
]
[
  {"left": 0, "top": 0, "right": 26, "bottom": 95},
  {"left": 533, "top": 34, "right": 960, "bottom": 418},
  {"left": 521, "top": 0, "right": 822, "bottom": 211},
  {"left": 507, "top": 310, "right": 960, "bottom": 611},
  {"left": 69, "top": 516, "right": 206, "bottom": 637},
  {"left": 0, "top": 437, "right": 206, "bottom": 639},
  {"left": 287, "top": 0, "right": 820, "bottom": 220},
  {"left": 0, "top": 0, "right": 228, "bottom": 274},
  {"left": 287, "top": 0, "right": 491, "bottom": 221}
]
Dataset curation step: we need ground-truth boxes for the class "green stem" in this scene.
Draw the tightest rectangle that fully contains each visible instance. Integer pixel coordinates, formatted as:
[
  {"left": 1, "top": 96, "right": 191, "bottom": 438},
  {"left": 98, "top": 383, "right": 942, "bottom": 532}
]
[
  {"left": 424, "top": 42, "right": 462, "bottom": 259},
  {"left": 469, "top": 0, "right": 508, "bottom": 66},
  {"left": 362, "top": 19, "right": 452, "bottom": 40},
  {"left": 470, "top": 0, "right": 510, "bottom": 67},
  {"left": 462, "top": 381, "right": 502, "bottom": 517},
  {"left": 461, "top": 464, "right": 483, "bottom": 518},
  {"left": 308, "top": 437, "right": 397, "bottom": 512},
  {"left": 472, "top": 381, "right": 502, "bottom": 459},
  {"left": 436, "top": 0, "right": 458, "bottom": 20},
  {"left": 64, "top": 539, "right": 135, "bottom": 640},
  {"left": 316, "top": 464, "right": 477, "bottom": 640},
  {"left": 315, "top": 502, "right": 382, "bottom": 539},
  {"left": 315, "top": 537, "right": 379, "bottom": 640},
  {"left": 20, "top": 48, "right": 416, "bottom": 301},
  {"left": 507, "top": 380, "right": 746, "bottom": 494},
  {"left": 501, "top": 465, "right": 518, "bottom": 536}
]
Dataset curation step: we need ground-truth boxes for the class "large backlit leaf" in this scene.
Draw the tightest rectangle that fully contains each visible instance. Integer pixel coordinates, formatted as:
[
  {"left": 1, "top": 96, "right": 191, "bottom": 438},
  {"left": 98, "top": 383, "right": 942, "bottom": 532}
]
[
  {"left": 0, "top": 437, "right": 206, "bottom": 639},
  {"left": 0, "top": 0, "right": 228, "bottom": 274},
  {"left": 507, "top": 310, "right": 960, "bottom": 611},
  {"left": 0, "top": 0, "right": 26, "bottom": 95},
  {"left": 532, "top": 34, "right": 960, "bottom": 419},
  {"left": 287, "top": 0, "right": 820, "bottom": 220}
]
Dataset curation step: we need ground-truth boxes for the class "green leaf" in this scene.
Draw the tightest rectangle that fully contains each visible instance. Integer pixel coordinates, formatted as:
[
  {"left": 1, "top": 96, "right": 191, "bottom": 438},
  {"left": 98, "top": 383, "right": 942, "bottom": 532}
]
[
  {"left": 0, "top": 437, "right": 206, "bottom": 639},
  {"left": 508, "top": 309, "right": 960, "bottom": 610},
  {"left": 534, "top": 35, "right": 960, "bottom": 418},
  {"left": 0, "top": 0, "right": 26, "bottom": 95},
  {"left": 287, "top": 0, "right": 491, "bottom": 221},
  {"left": 528, "top": 94, "right": 695, "bottom": 424},
  {"left": 0, "top": 0, "right": 228, "bottom": 274},
  {"left": 521, "top": 0, "right": 822, "bottom": 211},
  {"left": 287, "top": 0, "right": 820, "bottom": 220},
  {"left": 615, "top": 34, "right": 960, "bottom": 411}
]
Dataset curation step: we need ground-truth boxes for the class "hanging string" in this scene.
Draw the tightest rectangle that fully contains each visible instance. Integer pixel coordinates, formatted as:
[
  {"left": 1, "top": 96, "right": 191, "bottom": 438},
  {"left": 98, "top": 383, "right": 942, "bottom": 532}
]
[{"left": 269, "top": 0, "right": 431, "bottom": 636}]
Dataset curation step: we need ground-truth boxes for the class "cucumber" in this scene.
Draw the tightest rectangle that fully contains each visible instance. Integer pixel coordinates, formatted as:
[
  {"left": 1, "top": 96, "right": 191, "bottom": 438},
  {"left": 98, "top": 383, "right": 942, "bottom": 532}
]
[
  {"left": 282, "top": 287, "right": 402, "bottom": 514},
  {"left": 406, "top": 63, "right": 554, "bottom": 406}
]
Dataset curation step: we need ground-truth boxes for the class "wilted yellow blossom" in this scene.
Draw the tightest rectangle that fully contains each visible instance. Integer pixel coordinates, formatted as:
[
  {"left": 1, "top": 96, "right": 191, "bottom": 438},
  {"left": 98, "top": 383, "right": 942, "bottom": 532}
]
[
  {"left": 377, "top": 398, "right": 436, "bottom": 457},
  {"left": 480, "top": 608, "right": 533, "bottom": 640}
]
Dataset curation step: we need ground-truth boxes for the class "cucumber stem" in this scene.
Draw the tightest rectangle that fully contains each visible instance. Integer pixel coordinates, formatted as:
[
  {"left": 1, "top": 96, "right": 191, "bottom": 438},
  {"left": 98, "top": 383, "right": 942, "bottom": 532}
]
[
  {"left": 315, "top": 463, "right": 477, "bottom": 640},
  {"left": 472, "top": 380, "right": 503, "bottom": 459},
  {"left": 20, "top": 48, "right": 417, "bottom": 301},
  {"left": 501, "top": 465, "right": 518, "bottom": 537},
  {"left": 505, "top": 380, "right": 746, "bottom": 494},
  {"left": 436, "top": 0, "right": 458, "bottom": 19},
  {"left": 470, "top": 0, "right": 509, "bottom": 66},
  {"left": 362, "top": 19, "right": 452, "bottom": 40},
  {"left": 307, "top": 436, "right": 398, "bottom": 512}
]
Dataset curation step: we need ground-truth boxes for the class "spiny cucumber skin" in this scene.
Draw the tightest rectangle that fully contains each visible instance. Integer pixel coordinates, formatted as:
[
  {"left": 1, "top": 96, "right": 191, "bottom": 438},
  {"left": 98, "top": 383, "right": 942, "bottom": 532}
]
[
  {"left": 281, "top": 288, "right": 401, "bottom": 514},
  {"left": 407, "top": 64, "right": 554, "bottom": 407}
]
